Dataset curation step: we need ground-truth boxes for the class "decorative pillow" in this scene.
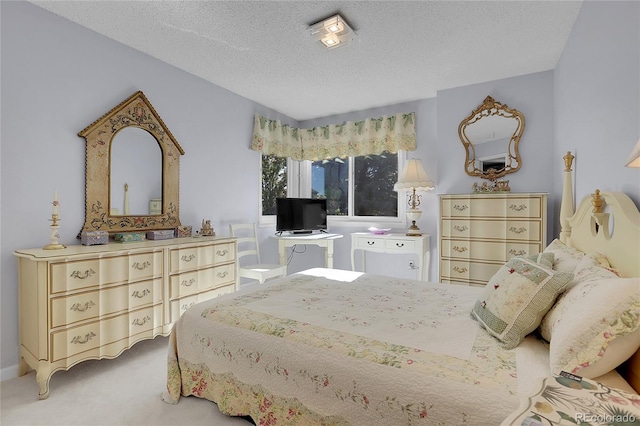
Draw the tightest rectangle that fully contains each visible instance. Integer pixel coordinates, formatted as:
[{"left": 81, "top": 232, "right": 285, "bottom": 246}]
[
  {"left": 470, "top": 254, "right": 572, "bottom": 349},
  {"left": 539, "top": 253, "right": 621, "bottom": 342},
  {"left": 543, "top": 239, "right": 584, "bottom": 273},
  {"left": 548, "top": 277, "right": 640, "bottom": 379}
]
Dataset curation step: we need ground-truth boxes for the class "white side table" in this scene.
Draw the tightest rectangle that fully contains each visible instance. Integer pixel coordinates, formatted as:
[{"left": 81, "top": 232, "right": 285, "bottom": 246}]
[
  {"left": 272, "top": 233, "right": 344, "bottom": 269},
  {"left": 350, "top": 232, "right": 430, "bottom": 280}
]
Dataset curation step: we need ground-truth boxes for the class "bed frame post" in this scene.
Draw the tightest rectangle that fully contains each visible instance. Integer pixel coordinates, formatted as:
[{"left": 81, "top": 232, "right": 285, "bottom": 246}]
[{"left": 559, "top": 152, "right": 575, "bottom": 244}]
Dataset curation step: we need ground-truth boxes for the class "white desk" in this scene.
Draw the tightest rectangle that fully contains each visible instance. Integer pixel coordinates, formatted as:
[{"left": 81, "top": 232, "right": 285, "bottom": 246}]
[
  {"left": 272, "top": 233, "right": 344, "bottom": 269},
  {"left": 351, "top": 232, "right": 431, "bottom": 280}
]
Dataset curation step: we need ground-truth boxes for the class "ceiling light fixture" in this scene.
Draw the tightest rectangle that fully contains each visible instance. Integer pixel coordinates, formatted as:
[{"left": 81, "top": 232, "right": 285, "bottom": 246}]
[{"left": 309, "top": 14, "right": 356, "bottom": 50}]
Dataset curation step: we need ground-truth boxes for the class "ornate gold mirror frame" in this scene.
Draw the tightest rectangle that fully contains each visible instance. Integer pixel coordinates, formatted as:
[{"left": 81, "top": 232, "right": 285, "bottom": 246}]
[
  {"left": 78, "top": 91, "right": 184, "bottom": 234},
  {"left": 459, "top": 96, "right": 525, "bottom": 182}
]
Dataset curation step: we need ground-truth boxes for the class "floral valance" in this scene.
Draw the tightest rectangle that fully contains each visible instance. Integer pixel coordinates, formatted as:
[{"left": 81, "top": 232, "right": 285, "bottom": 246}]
[{"left": 250, "top": 112, "right": 416, "bottom": 161}]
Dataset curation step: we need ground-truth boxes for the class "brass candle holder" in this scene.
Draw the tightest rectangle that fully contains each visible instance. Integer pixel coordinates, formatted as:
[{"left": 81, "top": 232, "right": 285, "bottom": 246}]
[{"left": 43, "top": 214, "right": 66, "bottom": 250}]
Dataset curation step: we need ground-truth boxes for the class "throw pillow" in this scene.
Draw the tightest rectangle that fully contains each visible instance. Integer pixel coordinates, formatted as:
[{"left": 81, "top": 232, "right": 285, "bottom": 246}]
[
  {"left": 470, "top": 254, "right": 572, "bottom": 349},
  {"left": 548, "top": 277, "right": 640, "bottom": 379},
  {"left": 542, "top": 239, "right": 584, "bottom": 273}
]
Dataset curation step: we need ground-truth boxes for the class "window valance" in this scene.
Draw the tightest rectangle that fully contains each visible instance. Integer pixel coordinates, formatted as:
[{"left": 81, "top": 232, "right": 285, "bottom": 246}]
[{"left": 250, "top": 112, "right": 416, "bottom": 161}]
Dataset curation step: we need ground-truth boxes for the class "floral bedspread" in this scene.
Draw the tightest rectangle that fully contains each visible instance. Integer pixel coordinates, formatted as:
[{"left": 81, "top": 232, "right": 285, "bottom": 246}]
[{"left": 162, "top": 269, "right": 528, "bottom": 425}]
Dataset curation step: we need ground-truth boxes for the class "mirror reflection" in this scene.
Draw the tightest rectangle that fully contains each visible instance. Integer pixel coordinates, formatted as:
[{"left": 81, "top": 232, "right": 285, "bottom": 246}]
[
  {"left": 459, "top": 96, "right": 525, "bottom": 181},
  {"left": 110, "top": 127, "right": 162, "bottom": 216}
]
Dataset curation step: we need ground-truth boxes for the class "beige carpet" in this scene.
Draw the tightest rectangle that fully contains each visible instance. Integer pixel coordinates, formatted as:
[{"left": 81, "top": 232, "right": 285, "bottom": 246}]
[{"left": 1, "top": 336, "right": 252, "bottom": 425}]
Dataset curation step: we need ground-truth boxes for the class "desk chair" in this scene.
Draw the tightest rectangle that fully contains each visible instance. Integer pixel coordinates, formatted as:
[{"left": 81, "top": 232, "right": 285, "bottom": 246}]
[{"left": 229, "top": 223, "right": 287, "bottom": 284}]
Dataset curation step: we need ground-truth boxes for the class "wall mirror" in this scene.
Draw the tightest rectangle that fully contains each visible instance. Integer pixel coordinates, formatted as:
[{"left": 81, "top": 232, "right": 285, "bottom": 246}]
[
  {"left": 78, "top": 91, "right": 184, "bottom": 234},
  {"left": 458, "top": 96, "right": 525, "bottom": 181}
]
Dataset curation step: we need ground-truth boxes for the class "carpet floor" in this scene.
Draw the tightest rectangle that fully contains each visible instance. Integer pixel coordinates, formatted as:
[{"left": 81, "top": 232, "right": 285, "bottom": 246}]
[{"left": 1, "top": 336, "right": 252, "bottom": 425}]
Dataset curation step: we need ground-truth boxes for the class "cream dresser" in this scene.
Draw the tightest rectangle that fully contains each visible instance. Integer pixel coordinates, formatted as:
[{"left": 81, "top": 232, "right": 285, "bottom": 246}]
[
  {"left": 15, "top": 236, "right": 236, "bottom": 399},
  {"left": 439, "top": 193, "right": 547, "bottom": 287}
]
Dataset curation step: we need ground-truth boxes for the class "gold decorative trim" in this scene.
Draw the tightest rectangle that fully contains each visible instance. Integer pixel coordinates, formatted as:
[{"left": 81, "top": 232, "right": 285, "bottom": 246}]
[
  {"left": 78, "top": 91, "right": 183, "bottom": 234},
  {"left": 459, "top": 96, "right": 525, "bottom": 181}
]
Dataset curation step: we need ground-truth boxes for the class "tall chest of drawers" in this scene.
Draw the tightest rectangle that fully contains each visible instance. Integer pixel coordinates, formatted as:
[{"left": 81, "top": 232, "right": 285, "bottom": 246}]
[
  {"left": 439, "top": 193, "right": 547, "bottom": 287},
  {"left": 15, "top": 236, "right": 236, "bottom": 399}
]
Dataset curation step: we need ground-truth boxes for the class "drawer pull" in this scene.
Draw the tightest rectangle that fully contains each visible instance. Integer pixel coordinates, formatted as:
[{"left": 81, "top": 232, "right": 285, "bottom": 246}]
[
  {"left": 453, "top": 204, "right": 469, "bottom": 211},
  {"left": 71, "top": 332, "right": 96, "bottom": 345},
  {"left": 217, "top": 271, "right": 229, "bottom": 278},
  {"left": 131, "top": 261, "right": 151, "bottom": 270},
  {"left": 70, "top": 300, "right": 96, "bottom": 312},
  {"left": 181, "top": 302, "right": 196, "bottom": 312},
  {"left": 395, "top": 243, "right": 405, "bottom": 248},
  {"left": 132, "top": 315, "right": 151, "bottom": 326},
  {"left": 181, "top": 278, "right": 196, "bottom": 287},
  {"left": 453, "top": 245, "right": 468, "bottom": 253},
  {"left": 216, "top": 249, "right": 228, "bottom": 256},
  {"left": 453, "top": 266, "right": 468, "bottom": 273},
  {"left": 70, "top": 269, "right": 96, "bottom": 280},
  {"left": 131, "top": 289, "right": 151, "bottom": 298},
  {"left": 509, "top": 204, "right": 528, "bottom": 212},
  {"left": 509, "top": 249, "right": 527, "bottom": 256},
  {"left": 453, "top": 225, "right": 468, "bottom": 232},
  {"left": 367, "top": 241, "right": 375, "bottom": 245},
  {"left": 181, "top": 254, "right": 196, "bottom": 262},
  {"left": 509, "top": 226, "right": 527, "bottom": 234}
]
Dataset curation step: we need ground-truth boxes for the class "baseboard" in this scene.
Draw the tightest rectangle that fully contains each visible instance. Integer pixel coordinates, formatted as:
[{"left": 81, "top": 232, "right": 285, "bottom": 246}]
[{"left": 1, "top": 364, "right": 20, "bottom": 382}]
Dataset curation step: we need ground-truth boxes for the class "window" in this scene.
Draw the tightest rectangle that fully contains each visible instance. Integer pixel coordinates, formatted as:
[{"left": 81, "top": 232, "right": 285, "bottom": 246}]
[
  {"left": 261, "top": 151, "right": 401, "bottom": 223},
  {"left": 261, "top": 154, "right": 287, "bottom": 215}
]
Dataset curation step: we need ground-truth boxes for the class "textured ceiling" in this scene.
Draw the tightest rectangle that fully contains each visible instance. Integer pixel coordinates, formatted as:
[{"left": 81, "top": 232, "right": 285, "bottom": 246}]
[{"left": 30, "top": 1, "right": 583, "bottom": 121}]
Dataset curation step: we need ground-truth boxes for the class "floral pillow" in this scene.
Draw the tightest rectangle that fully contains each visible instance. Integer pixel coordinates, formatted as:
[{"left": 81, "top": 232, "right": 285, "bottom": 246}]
[
  {"left": 470, "top": 253, "right": 572, "bottom": 349},
  {"left": 542, "top": 239, "right": 584, "bottom": 273},
  {"left": 539, "top": 253, "right": 620, "bottom": 341},
  {"left": 548, "top": 277, "right": 640, "bottom": 379}
]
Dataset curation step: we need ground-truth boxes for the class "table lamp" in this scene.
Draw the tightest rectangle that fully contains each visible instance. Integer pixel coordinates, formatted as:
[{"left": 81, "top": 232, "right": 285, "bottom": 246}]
[{"left": 394, "top": 159, "right": 435, "bottom": 236}]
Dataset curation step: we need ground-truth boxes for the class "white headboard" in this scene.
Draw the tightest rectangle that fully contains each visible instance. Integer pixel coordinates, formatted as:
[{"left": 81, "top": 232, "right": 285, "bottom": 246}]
[{"left": 558, "top": 152, "right": 640, "bottom": 393}]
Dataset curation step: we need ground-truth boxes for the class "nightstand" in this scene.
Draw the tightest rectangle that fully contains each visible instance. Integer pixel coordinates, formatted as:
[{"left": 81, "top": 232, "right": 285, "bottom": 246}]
[{"left": 501, "top": 373, "right": 640, "bottom": 425}]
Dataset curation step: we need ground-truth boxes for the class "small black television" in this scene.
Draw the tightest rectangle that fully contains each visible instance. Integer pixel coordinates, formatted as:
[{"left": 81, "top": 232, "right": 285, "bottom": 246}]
[{"left": 276, "top": 198, "right": 328, "bottom": 234}]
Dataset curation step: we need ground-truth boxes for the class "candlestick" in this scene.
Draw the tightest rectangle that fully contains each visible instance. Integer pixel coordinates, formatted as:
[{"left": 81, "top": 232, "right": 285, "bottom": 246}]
[
  {"left": 52, "top": 190, "right": 59, "bottom": 215},
  {"left": 43, "top": 213, "right": 66, "bottom": 250}
]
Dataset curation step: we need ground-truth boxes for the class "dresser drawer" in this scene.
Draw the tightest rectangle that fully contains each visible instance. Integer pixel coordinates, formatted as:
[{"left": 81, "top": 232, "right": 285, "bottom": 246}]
[
  {"left": 170, "top": 263, "right": 236, "bottom": 299},
  {"left": 170, "top": 243, "right": 236, "bottom": 273},
  {"left": 50, "top": 305, "right": 162, "bottom": 362},
  {"left": 441, "top": 219, "right": 542, "bottom": 242},
  {"left": 169, "top": 284, "right": 236, "bottom": 323},
  {"left": 440, "top": 196, "right": 543, "bottom": 219},
  {"left": 51, "top": 252, "right": 162, "bottom": 293},
  {"left": 354, "top": 236, "right": 385, "bottom": 249},
  {"left": 441, "top": 239, "right": 542, "bottom": 262},
  {"left": 440, "top": 259, "right": 502, "bottom": 283},
  {"left": 213, "top": 242, "right": 235, "bottom": 264},
  {"left": 50, "top": 278, "right": 162, "bottom": 328},
  {"left": 384, "top": 238, "right": 416, "bottom": 251}
]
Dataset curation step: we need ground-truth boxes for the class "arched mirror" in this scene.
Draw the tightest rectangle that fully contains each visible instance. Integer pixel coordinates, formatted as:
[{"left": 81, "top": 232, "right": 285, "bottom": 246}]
[
  {"left": 78, "top": 91, "right": 184, "bottom": 234},
  {"left": 110, "top": 127, "right": 162, "bottom": 216},
  {"left": 459, "top": 96, "right": 525, "bottom": 182}
]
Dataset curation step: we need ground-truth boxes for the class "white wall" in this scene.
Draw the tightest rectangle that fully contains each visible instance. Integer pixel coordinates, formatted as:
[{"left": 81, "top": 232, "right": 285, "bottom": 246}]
[{"left": 554, "top": 1, "right": 640, "bottom": 209}]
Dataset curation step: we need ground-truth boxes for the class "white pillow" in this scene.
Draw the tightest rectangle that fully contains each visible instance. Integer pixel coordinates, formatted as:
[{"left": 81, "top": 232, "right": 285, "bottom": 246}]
[
  {"left": 539, "top": 253, "right": 619, "bottom": 341},
  {"left": 548, "top": 277, "right": 640, "bottom": 379},
  {"left": 542, "top": 239, "right": 584, "bottom": 273}
]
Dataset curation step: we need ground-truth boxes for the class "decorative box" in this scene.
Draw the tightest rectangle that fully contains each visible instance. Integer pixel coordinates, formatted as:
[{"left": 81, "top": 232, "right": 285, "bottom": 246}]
[
  {"left": 175, "top": 226, "right": 192, "bottom": 238},
  {"left": 146, "top": 230, "right": 174, "bottom": 240},
  {"left": 80, "top": 230, "right": 109, "bottom": 246},
  {"left": 113, "top": 232, "right": 146, "bottom": 243}
]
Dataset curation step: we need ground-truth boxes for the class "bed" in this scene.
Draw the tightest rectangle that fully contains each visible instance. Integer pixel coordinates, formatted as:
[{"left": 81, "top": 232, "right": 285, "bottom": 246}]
[{"left": 162, "top": 153, "right": 640, "bottom": 425}]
